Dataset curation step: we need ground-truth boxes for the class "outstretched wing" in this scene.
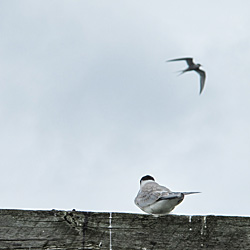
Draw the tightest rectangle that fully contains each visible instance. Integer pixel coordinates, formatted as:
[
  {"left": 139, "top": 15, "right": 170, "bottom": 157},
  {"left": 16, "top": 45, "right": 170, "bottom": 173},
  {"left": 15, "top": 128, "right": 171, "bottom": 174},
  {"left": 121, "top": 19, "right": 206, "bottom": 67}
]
[
  {"left": 195, "top": 69, "right": 206, "bottom": 94},
  {"left": 167, "top": 57, "right": 194, "bottom": 66}
]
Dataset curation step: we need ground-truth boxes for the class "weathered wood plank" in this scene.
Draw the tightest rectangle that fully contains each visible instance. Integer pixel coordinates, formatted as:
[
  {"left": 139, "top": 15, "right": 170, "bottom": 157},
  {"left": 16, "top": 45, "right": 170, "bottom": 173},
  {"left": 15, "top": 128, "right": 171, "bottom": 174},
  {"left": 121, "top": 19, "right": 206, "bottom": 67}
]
[
  {"left": 0, "top": 209, "right": 250, "bottom": 249},
  {"left": 110, "top": 213, "right": 250, "bottom": 250}
]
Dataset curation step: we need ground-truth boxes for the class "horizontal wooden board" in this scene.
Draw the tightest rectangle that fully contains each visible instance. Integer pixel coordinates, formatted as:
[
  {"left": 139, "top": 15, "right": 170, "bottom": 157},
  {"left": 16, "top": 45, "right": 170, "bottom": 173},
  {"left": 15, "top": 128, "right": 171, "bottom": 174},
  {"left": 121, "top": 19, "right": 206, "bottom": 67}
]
[{"left": 0, "top": 209, "right": 249, "bottom": 249}]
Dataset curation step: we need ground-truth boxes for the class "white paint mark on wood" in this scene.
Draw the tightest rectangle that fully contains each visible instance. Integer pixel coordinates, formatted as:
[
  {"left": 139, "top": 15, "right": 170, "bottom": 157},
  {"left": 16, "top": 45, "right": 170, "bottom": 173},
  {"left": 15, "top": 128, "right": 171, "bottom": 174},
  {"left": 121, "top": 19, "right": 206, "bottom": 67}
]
[
  {"left": 201, "top": 216, "right": 207, "bottom": 235},
  {"left": 189, "top": 215, "right": 193, "bottom": 231},
  {"left": 109, "top": 212, "right": 112, "bottom": 250},
  {"left": 189, "top": 215, "right": 192, "bottom": 223}
]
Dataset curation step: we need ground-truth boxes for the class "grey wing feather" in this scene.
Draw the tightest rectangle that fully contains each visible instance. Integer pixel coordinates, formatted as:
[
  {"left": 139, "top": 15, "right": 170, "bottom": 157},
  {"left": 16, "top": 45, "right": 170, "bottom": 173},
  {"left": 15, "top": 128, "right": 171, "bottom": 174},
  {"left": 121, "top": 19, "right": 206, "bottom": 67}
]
[
  {"left": 135, "top": 190, "right": 162, "bottom": 207},
  {"left": 135, "top": 184, "right": 171, "bottom": 207},
  {"left": 157, "top": 192, "right": 184, "bottom": 200},
  {"left": 195, "top": 69, "right": 206, "bottom": 94},
  {"left": 167, "top": 57, "right": 194, "bottom": 66},
  {"left": 157, "top": 191, "right": 200, "bottom": 201},
  {"left": 182, "top": 192, "right": 201, "bottom": 195}
]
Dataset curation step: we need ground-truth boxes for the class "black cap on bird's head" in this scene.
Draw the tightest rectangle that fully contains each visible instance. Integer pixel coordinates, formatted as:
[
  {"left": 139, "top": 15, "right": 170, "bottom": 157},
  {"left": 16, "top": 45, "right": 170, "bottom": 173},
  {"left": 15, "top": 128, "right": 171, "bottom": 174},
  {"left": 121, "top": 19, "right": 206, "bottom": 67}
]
[{"left": 140, "top": 175, "right": 155, "bottom": 184}]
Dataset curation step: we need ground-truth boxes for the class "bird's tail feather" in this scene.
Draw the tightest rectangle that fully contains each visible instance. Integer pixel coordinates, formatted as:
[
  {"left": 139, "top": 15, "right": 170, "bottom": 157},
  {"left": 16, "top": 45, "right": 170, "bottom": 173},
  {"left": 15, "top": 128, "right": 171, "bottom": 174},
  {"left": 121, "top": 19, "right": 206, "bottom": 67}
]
[
  {"left": 182, "top": 192, "right": 201, "bottom": 195},
  {"left": 176, "top": 70, "right": 187, "bottom": 76}
]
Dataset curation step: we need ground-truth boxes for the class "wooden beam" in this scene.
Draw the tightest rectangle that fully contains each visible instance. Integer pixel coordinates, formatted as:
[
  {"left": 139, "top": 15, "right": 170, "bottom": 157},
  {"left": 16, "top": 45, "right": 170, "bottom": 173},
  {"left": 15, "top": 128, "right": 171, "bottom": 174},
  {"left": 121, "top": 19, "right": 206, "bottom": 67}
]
[{"left": 0, "top": 209, "right": 249, "bottom": 249}]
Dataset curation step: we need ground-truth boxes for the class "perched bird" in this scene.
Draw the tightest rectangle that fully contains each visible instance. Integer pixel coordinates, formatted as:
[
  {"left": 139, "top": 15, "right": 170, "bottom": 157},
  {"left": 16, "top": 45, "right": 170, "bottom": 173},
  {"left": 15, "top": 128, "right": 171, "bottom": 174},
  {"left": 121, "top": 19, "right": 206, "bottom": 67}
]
[
  {"left": 134, "top": 175, "right": 200, "bottom": 216},
  {"left": 167, "top": 57, "right": 206, "bottom": 94}
]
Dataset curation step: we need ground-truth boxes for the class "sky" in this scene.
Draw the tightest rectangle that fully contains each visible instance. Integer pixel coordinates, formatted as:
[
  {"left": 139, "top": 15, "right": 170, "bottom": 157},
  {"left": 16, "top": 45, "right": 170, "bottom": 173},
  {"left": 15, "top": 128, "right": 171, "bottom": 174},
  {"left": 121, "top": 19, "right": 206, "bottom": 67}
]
[{"left": 1, "top": 1, "right": 250, "bottom": 216}]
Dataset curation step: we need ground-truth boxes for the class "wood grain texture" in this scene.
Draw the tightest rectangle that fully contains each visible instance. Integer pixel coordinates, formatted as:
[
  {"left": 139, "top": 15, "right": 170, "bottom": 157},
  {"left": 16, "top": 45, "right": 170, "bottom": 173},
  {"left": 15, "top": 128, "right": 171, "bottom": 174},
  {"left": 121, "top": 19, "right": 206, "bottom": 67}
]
[{"left": 0, "top": 209, "right": 249, "bottom": 249}]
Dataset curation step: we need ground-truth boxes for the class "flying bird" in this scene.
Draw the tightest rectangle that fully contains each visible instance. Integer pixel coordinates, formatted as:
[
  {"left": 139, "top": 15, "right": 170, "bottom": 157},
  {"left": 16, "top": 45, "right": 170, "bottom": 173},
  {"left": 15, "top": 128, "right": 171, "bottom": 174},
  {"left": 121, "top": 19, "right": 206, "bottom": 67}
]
[
  {"left": 167, "top": 57, "right": 206, "bottom": 94},
  {"left": 134, "top": 175, "right": 200, "bottom": 216}
]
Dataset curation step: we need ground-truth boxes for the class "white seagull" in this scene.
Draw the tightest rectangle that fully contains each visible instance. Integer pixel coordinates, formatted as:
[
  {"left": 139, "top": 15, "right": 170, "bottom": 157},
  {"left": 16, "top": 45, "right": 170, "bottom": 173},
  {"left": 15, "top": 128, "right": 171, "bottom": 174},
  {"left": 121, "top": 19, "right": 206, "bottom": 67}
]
[
  {"left": 134, "top": 175, "right": 200, "bottom": 216},
  {"left": 167, "top": 57, "right": 206, "bottom": 94}
]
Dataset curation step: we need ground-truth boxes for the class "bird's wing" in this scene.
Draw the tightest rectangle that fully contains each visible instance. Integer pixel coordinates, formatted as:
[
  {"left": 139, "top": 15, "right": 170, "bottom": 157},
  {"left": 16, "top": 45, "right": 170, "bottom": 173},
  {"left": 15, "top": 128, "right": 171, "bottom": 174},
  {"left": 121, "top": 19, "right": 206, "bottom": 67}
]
[
  {"left": 157, "top": 192, "right": 184, "bottom": 200},
  {"left": 157, "top": 191, "right": 200, "bottom": 205},
  {"left": 195, "top": 69, "right": 206, "bottom": 94},
  {"left": 135, "top": 184, "right": 171, "bottom": 208},
  {"left": 157, "top": 192, "right": 185, "bottom": 206},
  {"left": 167, "top": 57, "right": 194, "bottom": 66},
  {"left": 182, "top": 191, "right": 201, "bottom": 195},
  {"left": 135, "top": 190, "right": 163, "bottom": 207}
]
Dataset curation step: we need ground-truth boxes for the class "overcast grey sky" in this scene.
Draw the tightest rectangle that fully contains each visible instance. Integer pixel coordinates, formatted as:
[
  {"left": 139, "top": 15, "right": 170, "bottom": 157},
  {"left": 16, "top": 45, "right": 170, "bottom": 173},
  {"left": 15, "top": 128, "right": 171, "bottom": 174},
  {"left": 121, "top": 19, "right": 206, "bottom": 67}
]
[{"left": 1, "top": 1, "right": 250, "bottom": 216}]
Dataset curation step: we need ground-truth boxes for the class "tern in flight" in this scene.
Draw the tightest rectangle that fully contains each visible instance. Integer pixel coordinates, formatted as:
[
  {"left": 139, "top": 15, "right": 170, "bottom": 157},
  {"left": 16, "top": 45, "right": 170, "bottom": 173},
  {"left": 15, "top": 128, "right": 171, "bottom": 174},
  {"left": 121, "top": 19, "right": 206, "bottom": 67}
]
[{"left": 167, "top": 57, "right": 206, "bottom": 94}]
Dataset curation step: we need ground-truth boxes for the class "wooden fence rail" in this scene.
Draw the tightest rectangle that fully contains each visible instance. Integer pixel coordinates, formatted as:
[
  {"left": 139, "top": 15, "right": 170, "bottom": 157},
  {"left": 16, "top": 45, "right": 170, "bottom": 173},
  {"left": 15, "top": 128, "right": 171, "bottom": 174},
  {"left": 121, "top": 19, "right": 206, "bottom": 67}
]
[{"left": 0, "top": 209, "right": 249, "bottom": 249}]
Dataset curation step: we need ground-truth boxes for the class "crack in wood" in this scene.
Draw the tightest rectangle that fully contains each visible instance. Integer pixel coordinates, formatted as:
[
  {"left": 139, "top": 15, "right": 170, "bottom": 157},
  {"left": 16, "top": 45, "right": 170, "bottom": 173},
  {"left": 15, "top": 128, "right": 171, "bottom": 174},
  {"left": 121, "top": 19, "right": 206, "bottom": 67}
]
[{"left": 82, "top": 212, "right": 89, "bottom": 249}]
